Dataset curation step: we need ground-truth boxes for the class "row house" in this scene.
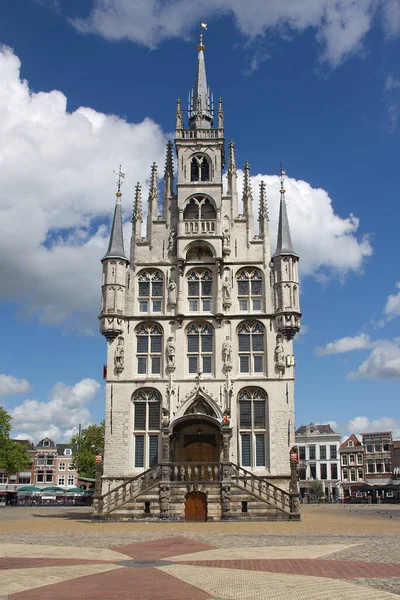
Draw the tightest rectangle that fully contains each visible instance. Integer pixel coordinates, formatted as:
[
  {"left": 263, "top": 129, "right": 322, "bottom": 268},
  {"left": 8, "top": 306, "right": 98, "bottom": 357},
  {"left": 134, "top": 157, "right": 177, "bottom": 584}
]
[
  {"left": 0, "top": 437, "right": 79, "bottom": 498},
  {"left": 362, "top": 431, "right": 392, "bottom": 484},
  {"left": 295, "top": 423, "right": 341, "bottom": 499},
  {"left": 339, "top": 434, "right": 364, "bottom": 495}
]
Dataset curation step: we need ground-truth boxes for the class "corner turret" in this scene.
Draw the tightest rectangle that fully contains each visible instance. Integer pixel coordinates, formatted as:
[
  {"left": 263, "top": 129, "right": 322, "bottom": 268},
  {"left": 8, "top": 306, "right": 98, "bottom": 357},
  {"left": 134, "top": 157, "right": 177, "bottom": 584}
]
[
  {"left": 100, "top": 168, "right": 128, "bottom": 341},
  {"left": 271, "top": 167, "right": 301, "bottom": 339}
]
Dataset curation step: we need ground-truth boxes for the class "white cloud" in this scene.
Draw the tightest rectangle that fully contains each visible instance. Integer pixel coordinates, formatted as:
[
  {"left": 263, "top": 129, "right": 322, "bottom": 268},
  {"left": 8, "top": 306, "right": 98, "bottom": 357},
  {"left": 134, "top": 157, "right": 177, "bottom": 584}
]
[
  {"left": 0, "top": 46, "right": 372, "bottom": 329},
  {"left": 9, "top": 378, "right": 101, "bottom": 442},
  {"left": 382, "top": 0, "right": 400, "bottom": 38},
  {"left": 243, "top": 173, "right": 372, "bottom": 277},
  {"left": 71, "top": 0, "right": 390, "bottom": 68},
  {"left": 0, "top": 45, "right": 167, "bottom": 328},
  {"left": 316, "top": 333, "right": 372, "bottom": 355},
  {"left": 347, "top": 338, "right": 400, "bottom": 380},
  {"left": 345, "top": 416, "right": 400, "bottom": 439},
  {"left": 384, "top": 282, "right": 400, "bottom": 319},
  {"left": 0, "top": 374, "right": 31, "bottom": 399}
]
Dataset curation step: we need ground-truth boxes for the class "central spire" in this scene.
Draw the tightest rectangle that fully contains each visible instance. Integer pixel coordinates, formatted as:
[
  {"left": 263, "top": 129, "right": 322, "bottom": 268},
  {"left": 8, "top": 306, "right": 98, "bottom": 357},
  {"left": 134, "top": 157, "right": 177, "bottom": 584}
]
[{"left": 188, "top": 33, "right": 213, "bottom": 130}]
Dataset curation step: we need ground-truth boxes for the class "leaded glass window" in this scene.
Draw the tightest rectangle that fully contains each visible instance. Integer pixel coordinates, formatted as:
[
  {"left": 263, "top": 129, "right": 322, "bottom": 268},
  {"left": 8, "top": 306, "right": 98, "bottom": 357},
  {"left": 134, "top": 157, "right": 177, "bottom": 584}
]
[
  {"left": 238, "top": 388, "right": 267, "bottom": 468},
  {"left": 238, "top": 322, "right": 265, "bottom": 374},
  {"left": 236, "top": 268, "right": 263, "bottom": 311},
  {"left": 187, "top": 269, "right": 213, "bottom": 312},
  {"left": 136, "top": 323, "right": 162, "bottom": 375},
  {"left": 133, "top": 389, "right": 161, "bottom": 470},
  {"left": 138, "top": 270, "right": 163, "bottom": 313},
  {"left": 187, "top": 322, "right": 214, "bottom": 374}
]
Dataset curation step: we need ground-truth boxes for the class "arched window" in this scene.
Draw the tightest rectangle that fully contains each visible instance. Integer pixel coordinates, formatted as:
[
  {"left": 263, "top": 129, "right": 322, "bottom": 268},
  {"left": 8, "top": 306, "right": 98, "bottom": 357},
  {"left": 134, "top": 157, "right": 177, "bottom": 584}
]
[
  {"left": 236, "top": 269, "right": 263, "bottom": 311},
  {"left": 238, "top": 322, "right": 265, "bottom": 374},
  {"left": 238, "top": 388, "right": 267, "bottom": 468},
  {"left": 187, "top": 323, "right": 214, "bottom": 374},
  {"left": 133, "top": 389, "right": 161, "bottom": 469},
  {"left": 138, "top": 270, "right": 163, "bottom": 313},
  {"left": 136, "top": 323, "right": 162, "bottom": 375},
  {"left": 183, "top": 196, "right": 216, "bottom": 233},
  {"left": 190, "top": 156, "right": 210, "bottom": 182},
  {"left": 187, "top": 269, "right": 213, "bottom": 312}
]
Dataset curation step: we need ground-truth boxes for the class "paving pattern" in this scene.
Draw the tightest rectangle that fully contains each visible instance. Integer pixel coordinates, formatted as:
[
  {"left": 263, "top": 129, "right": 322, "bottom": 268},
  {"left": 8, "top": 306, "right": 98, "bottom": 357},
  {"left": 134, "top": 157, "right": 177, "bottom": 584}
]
[{"left": 1, "top": 506, "right": 400, "bottom": 599}]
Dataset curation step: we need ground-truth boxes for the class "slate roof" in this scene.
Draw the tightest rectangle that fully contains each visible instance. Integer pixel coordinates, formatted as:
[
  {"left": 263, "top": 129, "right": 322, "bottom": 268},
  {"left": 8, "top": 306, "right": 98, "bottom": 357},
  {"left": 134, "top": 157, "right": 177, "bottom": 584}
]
[
  {"left": 295, "top": 423, "right": 336, "bottom": 435},
  {"left": 102, "top": 197, "right": 127, "bottom": 261},
  {"left": 272, "top": 194, "right": 298, "bottom": 258}
]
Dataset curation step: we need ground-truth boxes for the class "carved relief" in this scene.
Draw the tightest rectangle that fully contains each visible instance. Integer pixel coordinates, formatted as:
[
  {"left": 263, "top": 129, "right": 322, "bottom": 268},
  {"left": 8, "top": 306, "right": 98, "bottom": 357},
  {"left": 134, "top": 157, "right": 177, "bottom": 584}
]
[
  {"left": 222, "top": 229, "right": 231, "bottom": 256},
  {"left": 222, "top": 336, "right": 233, "bottom": 368},
  {"left": 114, "top": 336, "right": 124, "bottom": 373},
  {"left": 166, "top": 336, "right": 176, "bottom": 368},
  {"left": 274, "top": 334, "right": 285, "bottom": 373},
  {"left": 167, "top": 279, "right": 177, "bottom": 305},
  {"left": 221, "top": 484, "right": 231, "bottom": 513},
  {"left": 159, "top": 484, "right": 170, "bottom": 515}
]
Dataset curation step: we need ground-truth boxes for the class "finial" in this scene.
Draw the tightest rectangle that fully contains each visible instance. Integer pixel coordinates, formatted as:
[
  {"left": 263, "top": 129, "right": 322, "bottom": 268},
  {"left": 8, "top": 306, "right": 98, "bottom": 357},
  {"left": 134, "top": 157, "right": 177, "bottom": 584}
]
[
  {"left": 243, "top": 161, "right": 253, "bottom": 199},
  {"left": 113, "top": 165, "right": 125, "bottom": 197},
  {"left": 228, "top": 140, "right": 236, "bottom": 174},
  {"left": 218, "top": 97, "right": 224, "bottom": 129},
  {"left": 197, "top": 32, "right": 205, "bottom": 51},
  {"left": 259, "top": 181, "right": 268, "bottom": 220},
  {"left": 279, "top": 162, "right": 287, "bottom": 195},
  {"left": 164, "top": 141, "right": 174, "bottom": 177},
  {"left": 149, "top": 162, "right": 158, "bottom": 202},
  {"left": 133, "top": 183, "right": 142, "bottom": 222}
]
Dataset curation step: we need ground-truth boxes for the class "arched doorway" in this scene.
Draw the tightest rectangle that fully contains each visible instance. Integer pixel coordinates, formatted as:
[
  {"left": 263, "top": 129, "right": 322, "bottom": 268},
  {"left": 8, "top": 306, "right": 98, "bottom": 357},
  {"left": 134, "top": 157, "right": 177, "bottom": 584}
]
[{"left": 185, "top": 491, "right": 207, "bottom": 522}]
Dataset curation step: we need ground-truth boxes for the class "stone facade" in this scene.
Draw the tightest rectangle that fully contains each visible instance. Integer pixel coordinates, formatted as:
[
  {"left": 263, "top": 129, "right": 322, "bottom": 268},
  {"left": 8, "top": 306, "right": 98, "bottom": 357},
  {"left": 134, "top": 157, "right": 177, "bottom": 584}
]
[{"left": 98, "top": 36, "right": 301, "bottom": 520}]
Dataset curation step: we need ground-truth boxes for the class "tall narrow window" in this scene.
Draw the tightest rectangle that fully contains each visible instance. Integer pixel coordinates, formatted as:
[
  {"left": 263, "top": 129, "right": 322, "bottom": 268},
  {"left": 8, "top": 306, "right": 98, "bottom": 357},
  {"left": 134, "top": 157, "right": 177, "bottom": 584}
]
[
  {"left": 238, "top": 322, "right": 265, "bottom": 374},
  {"left": 187, "top": 269, "right": 213, "bottom": 312},
  {"left": 187, "top": 323, "right": 214, "bottom": 374},
  {"left": 190, "top": 156, "right": 210, "bottom": 182},
  {"left": 239, "top": 388, "right": 267, "bottom": 468},
  {"left": 136, "top": 323, "right": 162, "bottom": 375},
  {"left": 133, "top": 389, "right": 161, "bottom": 469},
  {"left": 138, "top": 270, "right": 163, "bottom": 313},
  {"left": 237, "top": 268, "right": 263, "bottom": 311}
]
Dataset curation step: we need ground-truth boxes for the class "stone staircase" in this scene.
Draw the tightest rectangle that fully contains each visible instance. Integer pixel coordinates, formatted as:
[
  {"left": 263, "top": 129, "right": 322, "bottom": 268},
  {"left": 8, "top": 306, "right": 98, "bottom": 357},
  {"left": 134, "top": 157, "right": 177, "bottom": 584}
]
[{"left": 92, "top": 462, "right": 300, "bottom": 521}]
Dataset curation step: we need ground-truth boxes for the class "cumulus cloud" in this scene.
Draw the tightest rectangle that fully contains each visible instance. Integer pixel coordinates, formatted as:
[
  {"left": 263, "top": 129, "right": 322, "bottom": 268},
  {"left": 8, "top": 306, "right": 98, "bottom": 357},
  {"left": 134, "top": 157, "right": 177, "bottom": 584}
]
[
  {"left": 345, "top": 416, "right": 400, "bottom": 439},
  {"left": 0, "top": 374, "right": 31, "bottom": 399},
  {"left": 9, "top": 378, "right": 101, "bottom": 442},
  {"left": 71, "top": 0, "right": 393, "bottom": 68},
  {"left": 347, "top": 338, "right": 400, "bottom": 380},
  {"left": 384, "top": 282, "right": 400, "bottom": 319},
  {"left": 0, "top": 46, "right": 372, "bottom": 328},
  {"left": 316, "top": 334, "right": 372, "bottom": 355},
  {"left": 0, "top": 45, "right": 167, "bottom": 328},
  {"left": 237, "top": 171, "right": 372, "bottom": 278}
]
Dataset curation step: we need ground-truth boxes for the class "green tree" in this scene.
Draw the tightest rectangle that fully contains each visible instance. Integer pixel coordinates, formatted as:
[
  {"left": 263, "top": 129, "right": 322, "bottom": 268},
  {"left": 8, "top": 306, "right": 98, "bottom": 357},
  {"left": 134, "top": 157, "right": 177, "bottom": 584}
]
[
  {"left": 307, "top": 479, "right": 324, "bottom": 500},
  {"left": 70, "top": 422, "right": 105, "bottom": 478},
  {"left": 0, "top": 406, "right": 31, "bottom": 476}
]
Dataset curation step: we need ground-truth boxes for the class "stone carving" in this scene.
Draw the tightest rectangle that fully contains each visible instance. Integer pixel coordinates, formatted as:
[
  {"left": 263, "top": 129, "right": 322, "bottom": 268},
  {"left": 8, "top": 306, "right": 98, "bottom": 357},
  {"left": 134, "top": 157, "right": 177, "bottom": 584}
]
[
  {"left": 222, "top": 434, "right": 231, "bottom": 460},
  {"left": 223, "top": 229, "right": 231, "bottom": 255},
  {"left": 159, "top": 484, "right": 170, "bottom": 515},
  {"left": 221, "top": 484, "right": 231, "bottom": 513},
  {"left": 166, "top": 336, "right": 176, "bottom": 368},
  {"left": 167, "top": 279, "right": 177, "bottom": 305},
  {"left": 161, "top": 433, "right": 170, "bottom": 460},
  {"left": 168, "top": 229, "right": 176, "bottom": 253},
  {"left": 222, "top": 277, "right": 232, "bottom": 306},
  {"left": 222, "top": 336, "right": 232, "bottom": 366},
  {"left": 274, "top": 334, "right": 285, "bottom": 372},
  {"left": 162, "top": 408, "right": 170, "bottom": 429},
  {"left": 114, "top": 336, "right": 124, "bottom": 372}
]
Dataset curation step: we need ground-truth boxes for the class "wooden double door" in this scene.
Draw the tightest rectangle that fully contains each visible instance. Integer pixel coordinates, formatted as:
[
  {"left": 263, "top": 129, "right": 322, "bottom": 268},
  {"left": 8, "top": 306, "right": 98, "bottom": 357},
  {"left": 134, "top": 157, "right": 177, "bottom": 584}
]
[
  {"left": 185, "top": 491, "right": 207, "bottom": 522},
  {"left": 184, "top": 441, "right": 215, "bottom": 463}
]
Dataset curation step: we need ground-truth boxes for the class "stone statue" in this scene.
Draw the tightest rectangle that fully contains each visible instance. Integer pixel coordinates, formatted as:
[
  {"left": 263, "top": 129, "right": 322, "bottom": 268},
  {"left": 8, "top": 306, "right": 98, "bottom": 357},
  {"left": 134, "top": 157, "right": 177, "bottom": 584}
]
[
  {"left": 222, "top": 277, "right": 231, "bottom": 301},
  {"left": 222, "top": 336, "right": 232, "bottom": 365},
  {"left": 166, "top": 336, "right": 176, "bottom": 367},
  {"left": 114, "top": 336, "right": 124, "bottom": 371},
  {"left": 167, "top": 279, "right": 177, "bottom": 305},
  {"left": 274, "top": 334, "right": 285, "bottom": 370},
  {"left": 223, "top": 229, "right": 231, "bottom": 248},
  {"left": 168, "top": 229, "right": 176, "bottom": 253}
]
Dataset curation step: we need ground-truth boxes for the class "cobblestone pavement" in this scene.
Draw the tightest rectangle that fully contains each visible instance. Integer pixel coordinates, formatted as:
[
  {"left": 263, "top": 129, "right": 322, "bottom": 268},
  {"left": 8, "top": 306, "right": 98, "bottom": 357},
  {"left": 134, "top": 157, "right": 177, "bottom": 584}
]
[{"left": 0, "top": 505, "right": 399, "bottom": 599}]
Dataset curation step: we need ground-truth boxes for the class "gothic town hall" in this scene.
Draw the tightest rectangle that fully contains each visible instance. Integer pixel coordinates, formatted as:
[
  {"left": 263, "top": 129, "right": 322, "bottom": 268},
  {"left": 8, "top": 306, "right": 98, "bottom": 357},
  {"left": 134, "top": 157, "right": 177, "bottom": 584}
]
[{"left": 94, "top": 36, "right": 302, "bottom": 521}]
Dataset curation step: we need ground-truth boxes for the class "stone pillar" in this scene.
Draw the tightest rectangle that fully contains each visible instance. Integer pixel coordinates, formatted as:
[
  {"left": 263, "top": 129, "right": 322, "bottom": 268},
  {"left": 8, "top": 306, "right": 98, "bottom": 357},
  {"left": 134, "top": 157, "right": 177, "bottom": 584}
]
[
  {"left": 289, "top": 445, "right": 301, "bottom": 520},
  {"left": 159, "top": 427, "right": 171, "bottom": 519},
  {"left": 91, "top": 454, "right": 104, "bottom": 519},
  {"left": 221, "top": 427, "right": 232, "bottom": 520}
]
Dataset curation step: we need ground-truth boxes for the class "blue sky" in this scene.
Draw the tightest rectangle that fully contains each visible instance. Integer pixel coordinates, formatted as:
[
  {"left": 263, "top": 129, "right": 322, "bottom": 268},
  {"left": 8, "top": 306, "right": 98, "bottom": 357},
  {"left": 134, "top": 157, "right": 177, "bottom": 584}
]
[{"left": 1, "top": 0, "right": 400, "bottom": 442}]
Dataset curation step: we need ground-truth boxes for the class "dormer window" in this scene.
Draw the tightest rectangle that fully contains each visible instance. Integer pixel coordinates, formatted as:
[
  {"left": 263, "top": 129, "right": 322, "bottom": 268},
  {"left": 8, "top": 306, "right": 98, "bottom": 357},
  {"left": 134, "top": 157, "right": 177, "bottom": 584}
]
[
  {"left": 43, "top": 440, "right": 50, "bottom": 447},
  {"left": 64, "top": 449, "right": 72, "bottom": 456},
  {"left": 190, "top": 156, "right": 210, "bottom": 182},
  {"left": 348, "top": 440, "right": 354, "bottom": 447}
]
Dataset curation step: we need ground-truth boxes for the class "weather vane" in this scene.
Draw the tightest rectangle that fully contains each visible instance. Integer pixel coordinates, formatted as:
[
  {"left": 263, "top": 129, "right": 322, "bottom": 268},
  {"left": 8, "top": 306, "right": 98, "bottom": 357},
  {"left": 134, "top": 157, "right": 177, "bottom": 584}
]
[
  {"left": 113, "top": 165, "right": 125, "bottom": 194},
  {"left": 279, "top": 161, "right": 287, "bottom": 194}
]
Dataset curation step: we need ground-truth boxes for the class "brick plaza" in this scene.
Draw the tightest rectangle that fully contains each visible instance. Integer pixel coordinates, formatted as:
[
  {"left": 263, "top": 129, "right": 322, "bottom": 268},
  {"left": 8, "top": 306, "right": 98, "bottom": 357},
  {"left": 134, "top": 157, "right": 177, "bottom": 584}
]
[{"left": 0, "top": 504, "right": 400, "bottom": 599}]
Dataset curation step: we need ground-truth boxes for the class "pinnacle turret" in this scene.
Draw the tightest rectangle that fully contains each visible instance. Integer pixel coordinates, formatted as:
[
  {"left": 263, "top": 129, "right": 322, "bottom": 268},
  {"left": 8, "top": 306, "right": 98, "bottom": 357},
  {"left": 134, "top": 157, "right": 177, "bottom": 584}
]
[
  {"left": 102, "top": 169, "right": 128, "bottom": 262},
  {"left": 188, "top": 33, "right": 213, "bottom": 129},
  {"left": 273, "top": 169, "right": 297, "bottom": 258},
  {"left": 133, "top": 182, "right": 143, "bottom": 223}
]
